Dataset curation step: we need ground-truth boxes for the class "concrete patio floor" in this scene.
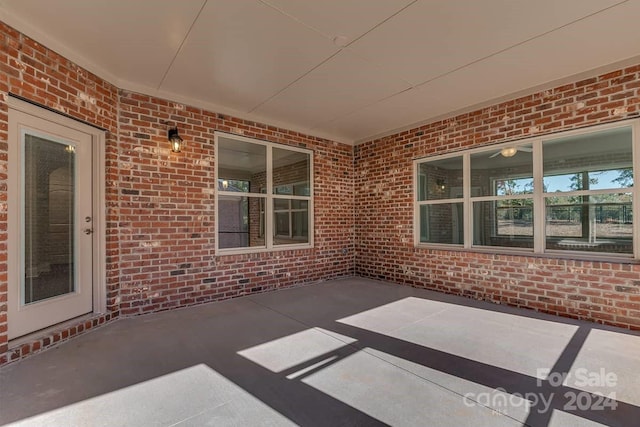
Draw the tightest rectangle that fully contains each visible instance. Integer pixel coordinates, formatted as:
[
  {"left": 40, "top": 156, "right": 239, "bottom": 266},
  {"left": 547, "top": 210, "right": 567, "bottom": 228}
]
[{"left": 1, "top": 277, "right": 639, "bottom": 427}]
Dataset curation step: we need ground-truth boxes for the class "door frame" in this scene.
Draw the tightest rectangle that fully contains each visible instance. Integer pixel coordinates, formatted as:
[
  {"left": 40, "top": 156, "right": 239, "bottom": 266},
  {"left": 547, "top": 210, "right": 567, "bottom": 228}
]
[{"left": 7, "top": 96, "right": 107, "bottom": 340}]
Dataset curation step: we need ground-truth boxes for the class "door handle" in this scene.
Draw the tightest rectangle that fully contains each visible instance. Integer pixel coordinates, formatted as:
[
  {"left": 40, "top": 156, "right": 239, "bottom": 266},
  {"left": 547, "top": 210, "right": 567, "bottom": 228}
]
[{"left": 83, "top": 228, "right": 93, "bottom": 235}]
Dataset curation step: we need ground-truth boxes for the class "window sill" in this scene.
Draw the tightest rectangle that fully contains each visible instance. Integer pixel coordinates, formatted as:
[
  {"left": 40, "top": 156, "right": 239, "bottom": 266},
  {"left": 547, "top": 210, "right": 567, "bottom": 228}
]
[
  {"left": 216, "top": 243, "right": 313, "bottom": 256},
  {"left": 414, "top": 243, "right": 639, "bottom": 264}
]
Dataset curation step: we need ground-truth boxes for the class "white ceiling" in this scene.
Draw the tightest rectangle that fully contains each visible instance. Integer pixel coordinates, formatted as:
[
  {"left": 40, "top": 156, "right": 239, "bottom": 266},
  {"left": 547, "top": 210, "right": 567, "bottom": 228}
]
[{"left": 1, "top": 0, "right": 640, "bottom": 144}]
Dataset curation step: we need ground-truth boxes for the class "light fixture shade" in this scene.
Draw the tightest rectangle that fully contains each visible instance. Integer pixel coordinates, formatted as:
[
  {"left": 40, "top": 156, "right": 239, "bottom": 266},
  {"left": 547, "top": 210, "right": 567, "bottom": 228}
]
[
  {"left": 168, "top": 127, "right": 184, "bottom": 153},
  {"left": 500, "top": 147, "right": 517, "bottom": 157}
]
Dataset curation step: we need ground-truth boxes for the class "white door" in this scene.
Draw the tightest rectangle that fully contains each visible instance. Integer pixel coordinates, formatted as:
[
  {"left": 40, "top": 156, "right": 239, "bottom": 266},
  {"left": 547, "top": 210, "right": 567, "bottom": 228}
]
[{"left": 8, "top": 108, "right": 94, "bottom": 339}]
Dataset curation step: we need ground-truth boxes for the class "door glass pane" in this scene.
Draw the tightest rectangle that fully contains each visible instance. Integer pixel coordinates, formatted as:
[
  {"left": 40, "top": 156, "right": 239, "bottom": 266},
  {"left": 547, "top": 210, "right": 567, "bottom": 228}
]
[{"left": 23, "top": 134, "right": 76, "bottom": 304}]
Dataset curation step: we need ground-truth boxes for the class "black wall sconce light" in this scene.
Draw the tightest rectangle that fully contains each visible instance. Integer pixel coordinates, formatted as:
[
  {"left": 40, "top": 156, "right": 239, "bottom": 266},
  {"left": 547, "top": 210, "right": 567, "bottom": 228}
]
[
  {"left": 436, "top": 178, "right": 446, "bottom": 191},
  {"left": 168, "top": 126, "right": 184, "bottom": 153}
]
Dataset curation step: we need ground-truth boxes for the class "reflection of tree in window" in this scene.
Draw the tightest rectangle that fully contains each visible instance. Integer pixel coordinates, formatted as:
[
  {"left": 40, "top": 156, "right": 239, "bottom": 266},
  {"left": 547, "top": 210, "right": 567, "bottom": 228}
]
[
  {"left": 495, "top": 177, "right": 533, "bottom": 196},
  {"left": 613, "top": 169, "right": 633, "bottom": 187},
  {"left": 545, "top": 169, "right": 633, "bottom": 244}
]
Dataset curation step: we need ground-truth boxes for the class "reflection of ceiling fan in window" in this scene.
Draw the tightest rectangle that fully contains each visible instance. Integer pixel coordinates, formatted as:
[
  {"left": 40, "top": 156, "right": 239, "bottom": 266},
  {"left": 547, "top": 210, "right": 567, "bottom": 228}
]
[{"left": 489, "top": 146, "right": 533, "bottom": 158}]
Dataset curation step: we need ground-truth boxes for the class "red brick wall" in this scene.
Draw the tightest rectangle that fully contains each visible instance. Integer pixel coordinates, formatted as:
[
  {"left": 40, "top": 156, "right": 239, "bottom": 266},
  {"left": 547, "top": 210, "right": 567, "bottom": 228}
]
[
  {"left": 116, "top": 91, "right": 354, "bottom": 315},
  {"left": 355, "top": 64, "right": 640, "bottom": 330},
  {"left": 0, "top": 22, "right": 120, "bottom": 362},
  {"left": 0, "top": 22, "right": 354, "bottom": 364}
]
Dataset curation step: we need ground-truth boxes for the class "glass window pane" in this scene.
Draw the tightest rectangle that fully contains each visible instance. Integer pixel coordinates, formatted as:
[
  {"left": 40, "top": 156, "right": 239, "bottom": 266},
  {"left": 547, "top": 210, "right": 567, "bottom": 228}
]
[
  {"left": 24, "top": 135, "right": 76, "bottom": 303},
  {"left": 417, "top": 156, "right": 463, "bottom": 201},
  {"left": 419, "top": 203, "right": 463, "bottom": 244},
  {"left": 218, "top": 196, "right": 265, "bottom": 249},
  {"left": 473, "top": 200, "right": 533, "bottom": 248},
  {"left": 544, "top": 126, "right": 633, "bottom": 192},
  {"left": 291, "top": 200, "right": 307, "bottom": 210},
  {"left": 218, "top": 179, "right": 250, "bottom": 192},
  {"left": 545, "top": 193, "right": 633, "bottom": 254},
  {"left": 471, "top": 143, "right": 533, "bottom": 196},
  {"left": 273, "top": 148, "right": 310, "bottom": 196},
  {"left": 544, "top": 170, "right": 634, "bottom": 192},
  {"left": 218, "top": 137, "right": 266, "bottom": 194},
  {"left": 292, "top": 212, "right": 308, "bottom": 239},
  {"left": 275, "top": 212, "right": 289, "bottom": 236},
  {"left": 274, "top": 198, "right": 289, "bottom": 210},
  {"left": 273, "top": 198, "right": 309, "bottom": 245}
]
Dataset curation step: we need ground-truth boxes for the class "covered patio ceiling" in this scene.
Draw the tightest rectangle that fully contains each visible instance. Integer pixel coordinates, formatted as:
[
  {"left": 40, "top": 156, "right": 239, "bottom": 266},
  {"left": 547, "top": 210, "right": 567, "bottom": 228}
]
[{"left": 1, "top": 0, "right": 640, "bottom": 144}]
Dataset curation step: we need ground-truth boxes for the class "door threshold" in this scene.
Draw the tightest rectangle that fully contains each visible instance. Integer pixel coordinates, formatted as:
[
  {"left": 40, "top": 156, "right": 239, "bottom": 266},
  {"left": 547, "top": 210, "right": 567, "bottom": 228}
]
[
  {"left": 4, "top": 312, "right": 115, "bottom": 366},
  {"left": 9, "top": 313, "right": 98, "bottom": 347}
]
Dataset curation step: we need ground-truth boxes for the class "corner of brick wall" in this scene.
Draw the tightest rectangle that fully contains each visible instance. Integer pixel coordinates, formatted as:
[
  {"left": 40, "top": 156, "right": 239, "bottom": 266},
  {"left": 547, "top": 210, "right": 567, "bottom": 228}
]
[
  {"left": 115, "top": 90, "right": 355, "bottom": 316},
  {"left": 0, "top": 22, "right": 356, "bottom": 365},
  {"left": 354, "top": 63, "right": 640, "bottom": 330}
]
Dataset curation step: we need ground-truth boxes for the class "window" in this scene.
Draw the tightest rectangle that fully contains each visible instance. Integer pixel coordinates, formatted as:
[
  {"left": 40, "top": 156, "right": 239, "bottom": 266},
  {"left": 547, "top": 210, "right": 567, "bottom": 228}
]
[
  {"left": 470, "top": 142, "right": 534, "bottom": 249},
  {"left": 543, "top": 127, "right": 633, "bottom": 254},
  {"left": 415, "top": 120, "right": 639, "bottom": 259},
  {"left": 416, "top": 156, "right": 464, "bottom": 245},
  {"left": 215, "top": 133, "right": 313, "bottom": 254}
]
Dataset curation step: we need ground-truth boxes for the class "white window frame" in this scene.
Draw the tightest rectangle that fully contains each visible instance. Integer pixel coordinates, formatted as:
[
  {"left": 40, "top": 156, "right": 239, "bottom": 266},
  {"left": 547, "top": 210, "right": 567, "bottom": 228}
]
[
  {"left": 414, "top": 118, "right": 640, "bottom": 261},
  {"left": 214, "top": 132, "right": 313, "bottom": 255}
]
